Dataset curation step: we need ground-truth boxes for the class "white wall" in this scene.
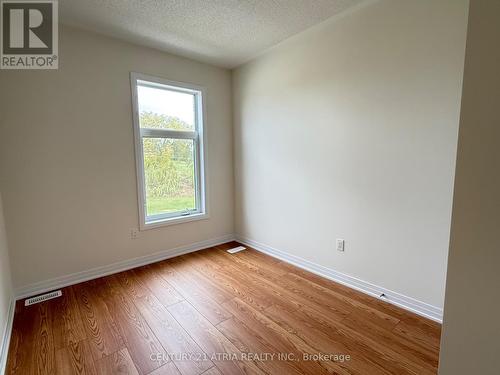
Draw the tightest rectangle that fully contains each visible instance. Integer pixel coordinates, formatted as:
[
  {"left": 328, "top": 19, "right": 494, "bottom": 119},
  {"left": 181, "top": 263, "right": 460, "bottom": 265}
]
[
  {"left": 0, "top": 26, "right": 234, "bottom": 290},
  {"left": 439, "top": 0, "right": 500, "bottom": 373},
  {"left": 232, "top": 0, "right": 468, "bottom": 309},
  {"left": 0, "top": 192, "right": 13, "bottom": 370}
]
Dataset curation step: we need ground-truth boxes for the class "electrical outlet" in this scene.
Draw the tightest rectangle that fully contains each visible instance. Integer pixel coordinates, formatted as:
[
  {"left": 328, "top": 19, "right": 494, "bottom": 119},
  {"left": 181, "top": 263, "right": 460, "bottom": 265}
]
[
  {"left": 130, "top": 228, "right": 139, "bottom": 239},
  {"left": 336, "top": 239, "right": 345, "bottom": 252}
]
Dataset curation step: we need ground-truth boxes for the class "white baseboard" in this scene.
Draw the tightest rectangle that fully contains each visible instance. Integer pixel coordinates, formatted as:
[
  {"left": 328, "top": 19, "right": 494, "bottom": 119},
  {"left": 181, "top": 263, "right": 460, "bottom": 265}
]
[
  {"left": 15, "top": 234, "right": 234, "bottom": 300},
  {"left": 236, "top": 235, "right": 443, "bottom": 322},
  {"left": 0, "top": 298, "right": 15, "bottom": 375},
  {"left": 12, "top": 232, "right": 442, "bottom": 322}
]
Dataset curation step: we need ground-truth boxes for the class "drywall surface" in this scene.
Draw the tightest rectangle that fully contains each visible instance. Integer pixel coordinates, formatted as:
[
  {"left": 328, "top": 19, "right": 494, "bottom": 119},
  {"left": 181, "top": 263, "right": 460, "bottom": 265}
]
[
  {"left": 232, "top": 0, "right": 468, "bottom": 309},
  {"left": 0, "top": 25, "right": 234, "bottom": 289},
  {"left": 439, "top": 0, "right": 500, "bottom": 373},
  {"left": 0, "top": 192, "right": 13, "bottom": 365}
]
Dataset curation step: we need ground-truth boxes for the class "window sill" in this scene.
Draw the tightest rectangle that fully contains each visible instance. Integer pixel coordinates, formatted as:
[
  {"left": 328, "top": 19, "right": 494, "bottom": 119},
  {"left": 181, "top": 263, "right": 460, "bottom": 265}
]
[{"left": 141, "top": 212, "right": 209, "bottom": 230}]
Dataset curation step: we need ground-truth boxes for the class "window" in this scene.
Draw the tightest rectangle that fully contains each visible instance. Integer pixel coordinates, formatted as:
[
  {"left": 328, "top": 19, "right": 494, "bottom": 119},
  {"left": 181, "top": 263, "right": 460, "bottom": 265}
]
[{"left": 130, "top": 73, "right": 207, "bottom": 229}]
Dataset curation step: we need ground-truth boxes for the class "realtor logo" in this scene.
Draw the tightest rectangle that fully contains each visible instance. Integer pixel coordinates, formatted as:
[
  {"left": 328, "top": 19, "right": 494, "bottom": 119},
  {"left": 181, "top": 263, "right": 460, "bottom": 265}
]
[{"left": 1, "top": 0, "right": 58, "bottom": 69}]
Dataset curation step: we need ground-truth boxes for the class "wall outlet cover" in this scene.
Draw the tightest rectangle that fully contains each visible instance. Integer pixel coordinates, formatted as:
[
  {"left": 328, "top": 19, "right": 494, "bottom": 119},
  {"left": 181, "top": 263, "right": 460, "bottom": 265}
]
[{"left": 336, "top": 239, "right": 345, "bottom": 252}]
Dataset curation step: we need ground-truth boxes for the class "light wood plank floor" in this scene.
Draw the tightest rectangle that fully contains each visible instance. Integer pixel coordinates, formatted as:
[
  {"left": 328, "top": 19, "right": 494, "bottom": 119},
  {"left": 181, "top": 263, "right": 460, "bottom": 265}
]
[{"left": 6, "top": 242, "right": 441, "bottom": 374}]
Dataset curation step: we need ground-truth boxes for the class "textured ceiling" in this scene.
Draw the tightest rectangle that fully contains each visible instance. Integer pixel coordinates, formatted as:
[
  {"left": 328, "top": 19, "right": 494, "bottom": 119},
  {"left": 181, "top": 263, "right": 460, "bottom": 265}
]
[{"left": 59, "top": 0, "right": 366, "bottom": 68}]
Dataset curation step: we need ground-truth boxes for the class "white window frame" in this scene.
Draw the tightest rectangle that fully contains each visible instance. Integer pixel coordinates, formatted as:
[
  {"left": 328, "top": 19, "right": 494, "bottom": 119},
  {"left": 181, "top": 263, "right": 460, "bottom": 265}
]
[{"left": 130, "top": 72, "right": 208, "bottom": 230}]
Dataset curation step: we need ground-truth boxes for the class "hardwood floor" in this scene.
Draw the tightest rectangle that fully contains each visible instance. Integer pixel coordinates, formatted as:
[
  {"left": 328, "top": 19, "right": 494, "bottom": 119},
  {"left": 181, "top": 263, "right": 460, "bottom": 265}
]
[{"left": 5, "top": 242, "right": 441, "bottom": 374}]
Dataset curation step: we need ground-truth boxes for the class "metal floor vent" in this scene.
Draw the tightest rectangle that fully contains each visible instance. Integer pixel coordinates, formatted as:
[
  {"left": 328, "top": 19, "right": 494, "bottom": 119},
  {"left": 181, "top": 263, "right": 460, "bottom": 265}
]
[
  {"left": 25, "top": 290, "right": 62, "bottom": 306},
  {"left": 227, "top": 246, "right": 246, "bottom": 254}
]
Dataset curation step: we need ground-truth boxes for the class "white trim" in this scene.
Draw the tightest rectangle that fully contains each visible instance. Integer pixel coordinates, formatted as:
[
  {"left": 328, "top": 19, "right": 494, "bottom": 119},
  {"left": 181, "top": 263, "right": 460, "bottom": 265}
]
[
  {"left": 134, "top": 73, "right": 207, "bottom": 93},
  {"left": 0, "top": 298, "right": 15, "bottom": 375},
  {"left": 14, "top": 234, "right": 233, "bottom": 300},
  {"left": 236, "top": 235, "right": 443, "bottom": 323},
  {"left": 142, "top": 212, "right": 209, "bottom": 229},
  {"left": 129, "top": 72, "right": 208, "bottom": 231},
  {"left": 140, "top": 128, "right": 197, "bottom": 139}
]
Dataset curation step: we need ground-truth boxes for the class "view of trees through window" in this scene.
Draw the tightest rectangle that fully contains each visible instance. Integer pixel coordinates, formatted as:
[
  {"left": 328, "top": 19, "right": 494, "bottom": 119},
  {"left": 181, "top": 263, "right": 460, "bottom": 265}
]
[{"left": 140, "top": 112, "right": 196, "bottom": 216}]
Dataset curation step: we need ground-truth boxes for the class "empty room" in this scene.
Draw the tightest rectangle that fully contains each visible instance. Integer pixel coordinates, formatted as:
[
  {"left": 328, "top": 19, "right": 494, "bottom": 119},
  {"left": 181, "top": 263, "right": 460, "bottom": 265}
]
[{"left": 0, "top": 0, "right": 498, "bottom": 374}]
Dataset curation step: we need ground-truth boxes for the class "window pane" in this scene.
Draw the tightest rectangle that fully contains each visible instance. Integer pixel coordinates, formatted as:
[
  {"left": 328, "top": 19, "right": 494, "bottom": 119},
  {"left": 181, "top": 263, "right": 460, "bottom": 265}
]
[
  {"left": 137, "top": 83, "right": 195, "bottom": 131},
  {"left": 142, "top": 137, "right": 196, "bottom": 217}
]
